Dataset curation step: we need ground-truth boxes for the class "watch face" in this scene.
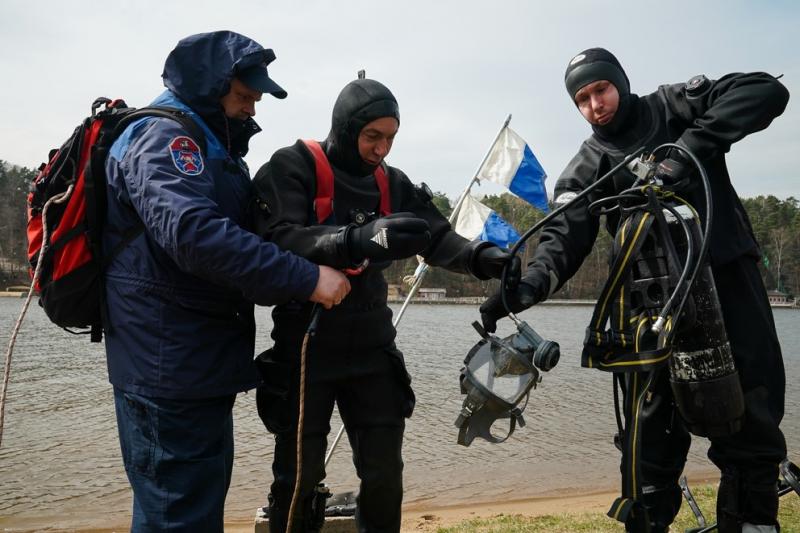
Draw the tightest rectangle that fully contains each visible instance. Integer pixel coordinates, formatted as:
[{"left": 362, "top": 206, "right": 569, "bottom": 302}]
[{"left": 349, "top": 208, "right": 375, "bottom": 225}]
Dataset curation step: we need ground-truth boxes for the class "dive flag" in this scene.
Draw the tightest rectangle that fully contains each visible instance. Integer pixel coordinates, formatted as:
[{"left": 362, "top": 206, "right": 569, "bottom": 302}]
[
  {"left": 477, "top": 127, "right": 549, "bottom": 212},
  {"left": 454, "top": 194, "right": 522, "bottom": 249}
]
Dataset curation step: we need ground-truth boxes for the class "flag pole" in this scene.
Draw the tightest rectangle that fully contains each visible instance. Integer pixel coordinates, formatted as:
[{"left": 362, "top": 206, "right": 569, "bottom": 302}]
[{"left": 392, "top": 114, "right": 512, "bottom": 328}]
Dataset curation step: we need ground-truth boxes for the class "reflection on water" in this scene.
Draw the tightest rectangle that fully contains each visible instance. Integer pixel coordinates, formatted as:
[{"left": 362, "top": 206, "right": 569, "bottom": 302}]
[{"left": 0, "top": 301, "right": 798, "bottom": 530}]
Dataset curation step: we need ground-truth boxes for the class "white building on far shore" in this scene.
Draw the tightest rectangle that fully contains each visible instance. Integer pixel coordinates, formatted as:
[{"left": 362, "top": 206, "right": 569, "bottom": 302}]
[
  {"left": 767, "top": 289, "right": 797, "bottom": 307},
  {"left": 417, "top": 288, "right": 447, "bottom": 301}
]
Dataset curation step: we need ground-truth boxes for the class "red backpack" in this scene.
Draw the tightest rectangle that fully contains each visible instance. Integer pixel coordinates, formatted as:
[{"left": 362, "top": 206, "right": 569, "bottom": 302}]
[{"left": 27, "top": 97, "right": 205, "bottom": 341}]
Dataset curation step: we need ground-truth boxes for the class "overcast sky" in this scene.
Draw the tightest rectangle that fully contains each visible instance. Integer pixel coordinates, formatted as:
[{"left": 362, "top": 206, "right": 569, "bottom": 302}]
[{"left": 1, "top": 0, "right": 798, "bottom": 203}]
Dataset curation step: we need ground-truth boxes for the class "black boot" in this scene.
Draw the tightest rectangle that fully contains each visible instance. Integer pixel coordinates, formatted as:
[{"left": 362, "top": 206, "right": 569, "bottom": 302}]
[{"left": 624, "top": 484, "right": 682, "bottom": 533}]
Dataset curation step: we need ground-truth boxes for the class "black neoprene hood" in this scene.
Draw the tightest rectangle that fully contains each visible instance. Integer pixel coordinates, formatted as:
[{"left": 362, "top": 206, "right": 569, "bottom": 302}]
[
  {"left": 564, "top": 47, "right": 630, "bottom": 99},
  {"left": 326, "top": 79, "right": 400, "bottom": 176}
]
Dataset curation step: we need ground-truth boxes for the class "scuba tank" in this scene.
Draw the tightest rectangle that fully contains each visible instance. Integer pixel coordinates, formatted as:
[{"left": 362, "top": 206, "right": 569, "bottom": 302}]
[
  {"left": 608, "top": 146, "right": 745, "bottom": 438},
  {"left": 664, "top": 206, "right": 744, "bottom": 437}
]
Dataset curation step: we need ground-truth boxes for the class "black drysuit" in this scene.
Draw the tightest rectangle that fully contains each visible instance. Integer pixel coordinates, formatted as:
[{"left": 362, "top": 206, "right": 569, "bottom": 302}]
[
  {"left": 252, "top": 83, "right": 492, "bottom": 532},
  {"left": 527, "top": 73, "right": 788, "bottom": 531}
]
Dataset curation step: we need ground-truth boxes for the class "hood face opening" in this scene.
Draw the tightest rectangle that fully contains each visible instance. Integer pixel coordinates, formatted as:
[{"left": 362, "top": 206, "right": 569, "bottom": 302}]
[{"left": 325, "top": 79, "right": 400, "bottom": 176}]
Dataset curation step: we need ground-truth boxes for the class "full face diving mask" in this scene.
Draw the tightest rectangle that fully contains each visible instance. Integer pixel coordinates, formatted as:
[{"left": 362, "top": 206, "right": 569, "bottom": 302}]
[{"left": 456, "top": 319, "right": 560, "bottom": 446}]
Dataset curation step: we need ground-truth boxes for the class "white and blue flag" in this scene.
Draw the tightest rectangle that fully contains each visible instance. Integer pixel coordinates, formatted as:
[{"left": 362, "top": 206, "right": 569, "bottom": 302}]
[
  {"left": 477, "top": 127, "right": 549, "bottom": 212},
  {"left": 454, "top": 193, "right": 521, "bottom": 249}
]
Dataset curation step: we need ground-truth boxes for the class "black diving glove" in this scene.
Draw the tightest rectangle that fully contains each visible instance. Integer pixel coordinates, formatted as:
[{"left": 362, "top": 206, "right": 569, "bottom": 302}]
[
  {"left": 479, "top": 280, "right": 544, "bottom": 333},
  {"left": 473, "top": 245, "right": 521, "bottom": 285},
  {"left": 349, "top": 212, "right": 431, "bottom": 262},
  {"left": 654, "top": 151, "right": 694, "bottom": 190}
]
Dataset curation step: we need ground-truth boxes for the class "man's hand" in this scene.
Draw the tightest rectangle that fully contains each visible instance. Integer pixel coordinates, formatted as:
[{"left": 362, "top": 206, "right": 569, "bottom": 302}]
[
  {"left": 473, "top": 245, "right": 520, "bottom": 284},
  {"left": 349, "top": 212, "right": 431, "bottom": 262},
  {"left": 309, "top": 265, "right": 351, "bottom": 309},
  {"left": 479, "top": 281, "right": 543, "bottom": 333}
]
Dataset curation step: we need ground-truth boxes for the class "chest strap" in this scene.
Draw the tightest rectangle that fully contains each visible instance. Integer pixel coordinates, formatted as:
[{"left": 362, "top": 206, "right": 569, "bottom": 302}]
[{"left": 302, "top": 139, "right": 391, "bottom": 223}]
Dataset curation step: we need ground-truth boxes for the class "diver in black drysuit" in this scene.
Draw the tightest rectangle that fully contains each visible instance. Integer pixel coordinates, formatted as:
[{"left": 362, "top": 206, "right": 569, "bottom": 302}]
[
  {"left": 481, "top": 48, "right": 789, "bottom": 532},
  {"left": 252, "top": 78, "right": 517, "bottom": 532}
]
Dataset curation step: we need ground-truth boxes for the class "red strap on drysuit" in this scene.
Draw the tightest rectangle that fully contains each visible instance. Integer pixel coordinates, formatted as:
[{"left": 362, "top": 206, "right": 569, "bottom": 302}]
[{"left": 302, "top": 139, "right": 391, "bottom": 223}]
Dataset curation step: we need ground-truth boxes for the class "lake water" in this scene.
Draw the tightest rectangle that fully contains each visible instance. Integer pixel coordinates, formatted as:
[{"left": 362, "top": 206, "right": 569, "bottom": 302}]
[{"left": 1, "top": 300, "right": 798, "bottom": 531}]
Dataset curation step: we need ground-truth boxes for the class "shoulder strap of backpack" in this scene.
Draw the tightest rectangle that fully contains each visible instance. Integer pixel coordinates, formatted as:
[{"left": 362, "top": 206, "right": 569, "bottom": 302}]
[
  {"left": 110, "top": 107, "right": 208, "bottom": 156},
  {"left": 301, "top": 139, "right": 391, "bottom": 223},
  {"left": 85, "top": 106, "right": 209, "bottom": 255},
  {"left": 84, "top": 106, "right": 209, "bottom": 342}
]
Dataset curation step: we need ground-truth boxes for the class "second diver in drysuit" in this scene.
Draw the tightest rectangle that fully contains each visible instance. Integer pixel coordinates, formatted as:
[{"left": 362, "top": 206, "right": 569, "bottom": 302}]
[
  {"left": 481, "top": 48, "right": 789, "bottom": 532},
  {"left": 252, "top": 78, "right": 518, "bottom": 532}
]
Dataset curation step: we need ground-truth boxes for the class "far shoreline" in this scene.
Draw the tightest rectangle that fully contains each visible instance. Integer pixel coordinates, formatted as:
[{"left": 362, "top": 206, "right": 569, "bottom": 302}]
[
  {"left": 388, "top": 297, "right": 800, "bottom": 309},
  {"left": 5, "top": 292, "right": 797, "bottom": 309}
]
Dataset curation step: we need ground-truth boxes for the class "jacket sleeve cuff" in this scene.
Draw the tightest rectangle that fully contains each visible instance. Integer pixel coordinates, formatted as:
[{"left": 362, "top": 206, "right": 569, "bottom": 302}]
[{"left": 296, "top": 262, "right": 320, "bottom": 302}]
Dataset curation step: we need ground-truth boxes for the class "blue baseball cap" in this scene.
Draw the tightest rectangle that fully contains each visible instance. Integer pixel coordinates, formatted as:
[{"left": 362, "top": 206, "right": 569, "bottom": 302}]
[{"left": 237, "top": 51, "right": 287, "bottom": 99}]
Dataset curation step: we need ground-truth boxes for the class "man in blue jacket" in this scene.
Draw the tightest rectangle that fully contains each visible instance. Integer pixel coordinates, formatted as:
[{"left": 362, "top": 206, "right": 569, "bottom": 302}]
[{"left": 102, "top": 31, "right": 350, "bottom": 531}]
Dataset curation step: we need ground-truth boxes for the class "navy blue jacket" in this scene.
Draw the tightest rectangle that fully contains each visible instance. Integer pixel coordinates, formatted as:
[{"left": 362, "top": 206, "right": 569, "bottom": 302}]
[{"left": 103, "top": 32, "right": 318, "bottom": 399}]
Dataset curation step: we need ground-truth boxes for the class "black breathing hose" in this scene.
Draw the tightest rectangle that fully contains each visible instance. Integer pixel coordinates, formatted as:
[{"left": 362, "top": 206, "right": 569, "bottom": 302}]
[{"left": 647, "top": 143, "right": 713, "bottom": 336}]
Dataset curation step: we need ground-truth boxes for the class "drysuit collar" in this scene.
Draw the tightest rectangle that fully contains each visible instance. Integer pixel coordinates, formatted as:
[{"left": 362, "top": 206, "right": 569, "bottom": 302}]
[
  {"left": 591, "top": 92, "right": 639, "bottom": 140},
  {"left": 161, "top": 30, "right": 277, "bottom": 157},
  {"left": 325, "top": 79, "right": 400, "bottom": 176}
]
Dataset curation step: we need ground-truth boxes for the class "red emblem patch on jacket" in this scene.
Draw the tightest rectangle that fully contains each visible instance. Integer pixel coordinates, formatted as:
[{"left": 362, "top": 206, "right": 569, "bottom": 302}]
[{"left": 168, "top": 136, "right": 204, "bottom": 175}]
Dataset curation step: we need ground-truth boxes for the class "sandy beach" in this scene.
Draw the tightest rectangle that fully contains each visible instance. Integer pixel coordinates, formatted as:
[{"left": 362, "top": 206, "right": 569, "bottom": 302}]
[
  {"left": 52, "top": 489, "right": 621, "bottom": 532},
  {"left": 217, "top": 475, "right": 723, "bottom": 533},
  {"left": 217, "top": 490, "right": 619, "bottom": 533},
  {"left": 0, "top": 489, "right": 620, "bottom": 533},
  {"left": 0, "top": 469, "right": 740, "bottom": 532}
]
